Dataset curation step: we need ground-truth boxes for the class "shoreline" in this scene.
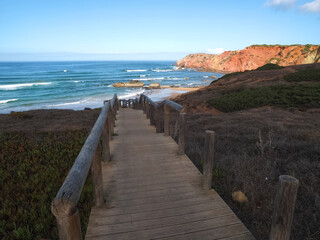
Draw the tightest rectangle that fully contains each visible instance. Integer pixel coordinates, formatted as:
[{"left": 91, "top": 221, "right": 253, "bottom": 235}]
[{"left": 0, "top": 86, "right": 202, "bottom": 115}]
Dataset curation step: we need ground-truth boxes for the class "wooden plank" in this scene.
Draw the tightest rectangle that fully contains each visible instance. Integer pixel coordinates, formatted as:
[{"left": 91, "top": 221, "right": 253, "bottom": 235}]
[
  {"left": 88, "top": 201, "right": 228, "bottom": 226},
  {"left": 86, "top": 210, "right": 234, "bottom": 237},
  {"left": 86, "top": 216, "right": 243, "bottom": 240},
  {"left": 85, "top": 108, "right": 253, "bottom": 240}
]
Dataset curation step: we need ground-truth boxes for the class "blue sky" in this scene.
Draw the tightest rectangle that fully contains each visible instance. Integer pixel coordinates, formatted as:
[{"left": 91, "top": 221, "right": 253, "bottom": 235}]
[{"left": 0, "top": 0, "right": 319, "bottom": 61}]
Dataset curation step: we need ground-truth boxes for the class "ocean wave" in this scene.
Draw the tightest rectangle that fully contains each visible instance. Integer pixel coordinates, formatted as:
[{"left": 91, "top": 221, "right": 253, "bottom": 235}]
[
  {"left": 0, "top": 82, "right": 52, "bottom": 90},
  {"left": 152, "top": 69, "right": 173, "bottom": 72},
  {"left": 46, "top": 101, "right": 83, "bottom": 107},
  {"left": 126, "top": 69, "right": 147, "bottom": 72},
  {"left": 118, "top": 89, "right": 145, "bottom": 99},
  {"left": 131, "top": 77, "right": 165, "bottom": 81},
  {"left": 165, "top": 77, "right": 189, "bottom": 80},
  {"left": 140, "top": 75, "right": 147, "bottom": 77},
  {"left": 0, "top": 99, "right": 18, "bottom": 104},
  {"left": 172, "top": 66, "right": 179, "bottom": 70},
  {"left": 203, "top": 76, "right": 209, "bottom": 78}
]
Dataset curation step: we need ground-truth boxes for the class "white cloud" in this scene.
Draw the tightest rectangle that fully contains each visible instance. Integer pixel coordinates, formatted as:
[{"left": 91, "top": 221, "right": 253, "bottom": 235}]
[
  {"left": 300, "top": 0, "right": 320, "bottom": 13},
  {"left": 206, "top": 48, "right": 224, "bottom": 54},
  {"left": 265, "top": 0, "right": 297, "bottom": 10}
]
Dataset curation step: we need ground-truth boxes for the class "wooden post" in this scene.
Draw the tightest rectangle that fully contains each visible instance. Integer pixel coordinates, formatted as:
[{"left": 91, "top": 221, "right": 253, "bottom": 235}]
[
  {"left": 164, "top": 104, "right": 170, "bottom": 136},
  {"left": 54, "top": 208, "right": 82, "bottom": 240},
  {"left": 269, "top": 175, "right": 299, "bottom": 240},
  {"left": 202, "top": 130, "right": 215, "bottom": 190},
  {"left": 107, "top": 104, "right": 113, "bottom": 140},
  {"left": 113, "top": 104, "right": 117, "bottom": 121},
  {"left": 178, "top": 112, "right": 186, "bottom": 155},
  {"left": 149, "top": 105, "right": 154, "bottom": 126},
  {"left": 91, "top": 146, "right": 104, "bottom": 206},
  {"left": 102, "top": 119, "right": 110, "bottom": 162},
  {"left": 146, "top": 102, "right": 150, "bottom": 119},
  {"left": 143, "top": 98, "right": 146, "bottom": 114}
]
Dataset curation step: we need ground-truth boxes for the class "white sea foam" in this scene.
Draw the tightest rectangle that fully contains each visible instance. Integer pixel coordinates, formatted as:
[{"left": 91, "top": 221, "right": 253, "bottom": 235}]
[
  {"left": 152, "top": 69, "right": 173, "bottom": 72},
  {"left": 46, "top": 101, "right": 83, "bottom": 107},
  {"left": 203, "top": 76, "right": 209, "bottom": 78},
  {"left": 0, "top": 99, "right": 18, "bottom": 104},
  {"left": 140, "top": 75, "right": 147, "bottom": 77},
  {"left": 164, "top": 77, "right": 189, "bottom": 80},
  {"left": 0, "top": 82, "right": 52, "bottom": 90},
  {"left": 126, "top": 69, "right": 147, "bottom": 72},
  {"left": 119, "top": 89, "right": 145, "bottom": 99},
  {"left": 132, "top": 77, "right": 165, "bottom": 81},
  {"left": 172, "top": 66, "right": 179, "bottom": 70},
  {"left": 73, "top": 81, "right": 79, "bottom": 83}
]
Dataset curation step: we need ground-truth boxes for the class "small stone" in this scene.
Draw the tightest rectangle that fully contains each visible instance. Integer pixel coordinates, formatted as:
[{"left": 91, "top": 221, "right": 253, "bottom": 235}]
[{"left": 232, "top": 191, "right": 248, "bottom": 203}]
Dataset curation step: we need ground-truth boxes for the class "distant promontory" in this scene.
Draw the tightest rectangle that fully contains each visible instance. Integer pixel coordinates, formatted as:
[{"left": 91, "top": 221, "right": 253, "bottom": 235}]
[{"left": 176, "top": 44, "right": 320, "bottom": 73}]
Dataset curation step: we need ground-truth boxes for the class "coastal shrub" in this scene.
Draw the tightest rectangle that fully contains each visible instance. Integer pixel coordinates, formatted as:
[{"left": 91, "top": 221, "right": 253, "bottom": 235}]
[
  {"left": 302, "top": 44, "right": 312, "bottom": 54},
  {"left": 284, "top": 68, "right": 320, "bottom": 82},
  {"left": 254, "top": 63, "right": 284, "bottom": 71},
  {"left": 181, "top": 111, "right": 320, "bottom": 239},
  {"left": 220, "top": 71, "right": 243, "bottom": 79},
  {"left": 209, "top": 83, "right": 320, "bottom": 112},
  {"left": 212, "top": 63, "right": 285, "bottom": 85},
  {"left": 0, "top": 131, "right": 93, "bottom": 240}
]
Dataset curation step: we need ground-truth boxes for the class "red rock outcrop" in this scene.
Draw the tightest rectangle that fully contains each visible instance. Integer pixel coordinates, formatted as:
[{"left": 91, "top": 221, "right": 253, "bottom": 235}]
[{"left": 176, "top": 45, "right": 320, "bottom": 73}]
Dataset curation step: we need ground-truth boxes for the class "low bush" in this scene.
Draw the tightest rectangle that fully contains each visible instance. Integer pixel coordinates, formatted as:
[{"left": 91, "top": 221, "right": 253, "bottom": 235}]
[
  {"left": 284, "top": 68, "right": 320, "bottom": 82},
  {"left": 209, "top": 83, "right": 320, "bottom": 112},
  {"left": 255, "top": 63, "right": 284, "bottom": 71},
  {"left": 0, "top": 131, "right": 93, "bottom": 240}
]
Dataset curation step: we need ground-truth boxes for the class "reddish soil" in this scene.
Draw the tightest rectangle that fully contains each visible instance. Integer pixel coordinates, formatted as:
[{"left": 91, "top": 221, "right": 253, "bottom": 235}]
[{"left": 176, "top": 45, "right": 320, "bottom": 72}]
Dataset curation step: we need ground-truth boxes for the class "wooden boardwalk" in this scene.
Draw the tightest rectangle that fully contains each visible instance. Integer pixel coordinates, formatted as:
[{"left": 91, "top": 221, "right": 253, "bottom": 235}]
[{"left": 85, "top": 108, "right": 254, "bottom": 240}]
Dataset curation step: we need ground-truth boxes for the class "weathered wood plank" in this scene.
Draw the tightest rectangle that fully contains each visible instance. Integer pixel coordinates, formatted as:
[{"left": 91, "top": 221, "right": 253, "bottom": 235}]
[{"left": 85, "top": 108, "right": 253, "bottom": 240}]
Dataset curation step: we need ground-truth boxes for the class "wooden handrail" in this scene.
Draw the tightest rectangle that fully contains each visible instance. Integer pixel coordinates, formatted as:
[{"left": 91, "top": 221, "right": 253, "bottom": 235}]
[
  {"left": 140, "top": 94, "right": 183, "bottom": 111},
  {"left": 52, "top": 94, "right": 118, "bottom": 240}
]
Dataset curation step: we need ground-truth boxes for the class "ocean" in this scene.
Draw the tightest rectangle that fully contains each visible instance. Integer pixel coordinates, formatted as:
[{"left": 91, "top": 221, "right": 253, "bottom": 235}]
[{"left": 0, "top": 61, "right": 222, "bottom": 113}]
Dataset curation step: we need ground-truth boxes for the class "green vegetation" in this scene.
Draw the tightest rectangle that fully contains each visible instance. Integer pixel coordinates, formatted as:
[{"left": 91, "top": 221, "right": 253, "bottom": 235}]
[
  {"left": 0, "top": 131, "right": 93, "bottom": 240},
  {"left": 220, "top": 71, "right": 243, "bottom": 79},
  {"left": 255, "top": 63, "right": 285, "bottom": 71},
  {"left": 302, "top": 44, "right": 312, "bottom": 54},
  {"left": 284, "top": 68, "right": 320, "bottom": 82},
  {"left": 212, "top": 63, "right": 285, "bottom": 85},
  {"left": 209, "top": 83, "right": 320, "bottom": 112}
]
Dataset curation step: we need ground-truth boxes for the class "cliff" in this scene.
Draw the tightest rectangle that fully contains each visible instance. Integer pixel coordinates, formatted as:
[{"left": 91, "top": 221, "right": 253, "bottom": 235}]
[{"left": 176, "top": 45, "right": 320, "bottom": 73}]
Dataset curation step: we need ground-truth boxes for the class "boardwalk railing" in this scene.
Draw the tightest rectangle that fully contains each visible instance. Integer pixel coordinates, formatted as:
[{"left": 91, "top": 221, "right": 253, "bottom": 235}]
[
  {"left": 134, "top": 94, "right": 300, "bottom": 240},
  {"left": 51, "top": 94, "right": 118, "bottom": 240}
]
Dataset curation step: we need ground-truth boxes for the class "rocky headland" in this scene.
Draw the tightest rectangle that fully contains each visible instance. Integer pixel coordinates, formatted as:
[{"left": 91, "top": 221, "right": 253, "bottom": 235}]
[{"left": 176, "top": 44, "right": 320, "bottom": 72}]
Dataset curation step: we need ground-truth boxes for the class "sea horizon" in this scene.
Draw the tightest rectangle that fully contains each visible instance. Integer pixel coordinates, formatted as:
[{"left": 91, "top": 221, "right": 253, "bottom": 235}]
[{"left": 0, "top": 60, "right": 222, "bottom": 114}]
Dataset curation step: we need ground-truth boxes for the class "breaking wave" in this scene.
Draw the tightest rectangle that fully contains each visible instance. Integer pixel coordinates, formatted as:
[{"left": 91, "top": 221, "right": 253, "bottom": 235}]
[
  {"left": 126, "top": 69, "right": 148, "bottom": 72},
  {"left": 0, "top": 99, "right": 18, "bottom": 104},
  {"left": 0, "top": 82, "right": 52, "bottom": 90}
]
